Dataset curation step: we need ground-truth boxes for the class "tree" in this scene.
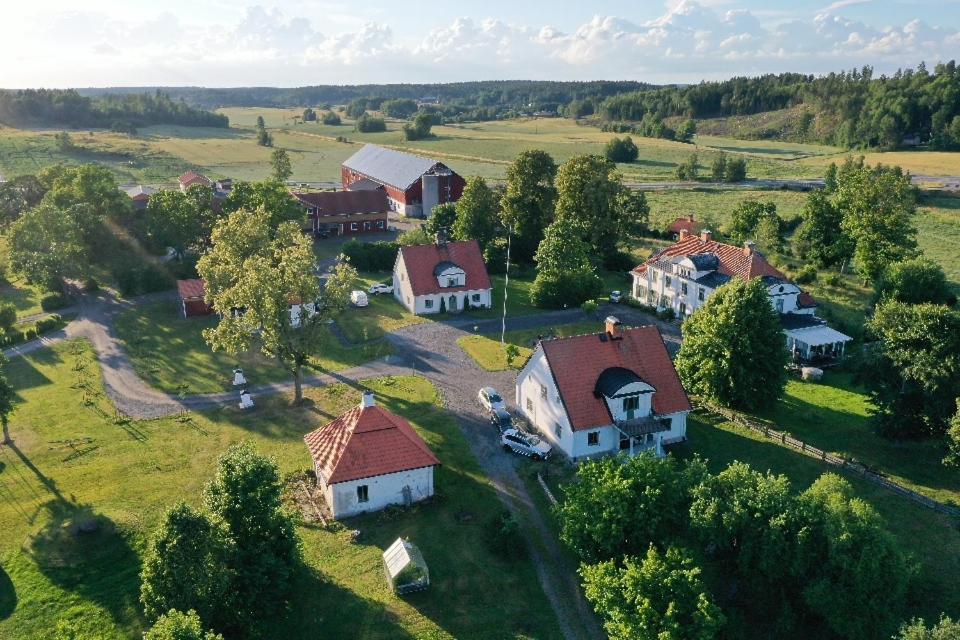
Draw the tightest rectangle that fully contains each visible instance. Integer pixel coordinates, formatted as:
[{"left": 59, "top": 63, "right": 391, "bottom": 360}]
[
  {"left": 556, "top": 454, "right": 706, "bottom": 562},
  {"left": 355, "top": 113, "right": 386, "bottom": 133},
  {"left": 0, "top": 174, "right": 47, "bottom": 229},
  {"left": 198, "top": 209, "right": 356, "bottom": 403},
  {"left": 554, "top": 154, "right": 641, "bottom": 266},
  {"left": 675, "top": 277, "right": 789, "bottom": 410},
  {"left": 270, "top": 148, "right": 293, "bottom": 182},
  {"left": 896, "top": 615, "right": 960, "bottom": 639},
  {"left": 793, "top": 189, "right": 853, "bottom": 268},
  {"left": 754, "top": 214, "right": 783, "bottom": 254},
  {"left": 530, "top": 218, "right": 602, "bottom": 308},
  {"left": 862, "top": 301, "right": 960, "bottom": 439},
  {"left": 402, "top": 112, "right": 434, "bottom": 140},
  {"left": 794, "top": 474, "right": 912, "bottom": 639},
  {"left": 381, "top": 99, "right": 418, "bottom": 119},
  {"left": 581, "top": 546, "right": 724, "bottom": 640},
  {"left": 727, "top": 200, "right": 776, "bottom": 243},
  {"left": 724, "top": 157, "right": 747, "bottom": 182},
  {"left": 0, "top": 356, "right": 15, "bottom": 445},
  {"left": 500, "top": 150, "right": 557, "bottom": 264},
  {"left": 44, "top": 164, "right": 129, "bottom": 222},
  {"left": 301, "top": 108, "right": 316, "bottom": 122},
  {"left": 397, "top": 226, "right": 433, "bottom": 246},
  {"left": 203, "top": 442, "right": 301, "bottom": 630},
  {"left": 8, "top": 203, "right": 90, "bottom": 288},
  {"left": 944, "top": 400, "right": 960, "bottom": 467},
  {"left": 140, "top": 503, "right": 231, "bottom": 627},
  {"left": 424, "top": 202, "right": 457, "bottom": 237},
  {"left": 837, "top": 163, "right": 918, "bottom": 282},
  {"left": 255, "top": 115, "right": 265, "bottom": 128},
  {"left": 0, "top": 302, "right": 16, "bottom": 331},
  {"left": 144, "top": 610, "right": 224, "bottom": 640},
  {"left": 676, "top": 119, "right": 697, "bottom": 143},
  {"left": 222, "top": 180, "right": 302, "bottom": 229},
  {"left": 604, "top": 136, "right": 638, "bottom": 163},
  {"left": 710, "top": 152, "right": 727, "bottom": 182},
  {"left": 254, "top": 116, "right": 272, "bottom": 147},
  {"left": 321, "top": 110, "right": 341, "bottom": 125},
  {"left": 874, "top": 257, "right": 954, "bottom": 306},
  {"left": 675, "top": 153, "right": 698, "bottom": 180},
  {"left": 452, "top": 176, "right": 499, "bottom": 252},
  {"left": 54, "top": 131, "right": 73, "bottom": 151},
  {"left": 146, "top": 186, "right": 217, "bottom": 258}
]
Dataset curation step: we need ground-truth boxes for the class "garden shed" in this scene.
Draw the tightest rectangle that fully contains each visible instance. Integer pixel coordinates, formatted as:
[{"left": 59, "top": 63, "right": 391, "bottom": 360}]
[{"left": 383, "top": 537, "right": 430, "bottom": 595}]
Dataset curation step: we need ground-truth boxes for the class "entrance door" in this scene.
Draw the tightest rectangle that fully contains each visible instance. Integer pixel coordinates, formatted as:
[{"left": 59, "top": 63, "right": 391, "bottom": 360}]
[{"left": 448, "top": 295, "right": 458, "bottom": 312}]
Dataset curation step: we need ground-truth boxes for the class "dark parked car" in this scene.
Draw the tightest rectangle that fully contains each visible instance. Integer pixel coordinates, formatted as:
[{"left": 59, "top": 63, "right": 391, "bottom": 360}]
[{"left": 489, "top": 408, "right": 513, "bottom": 433}]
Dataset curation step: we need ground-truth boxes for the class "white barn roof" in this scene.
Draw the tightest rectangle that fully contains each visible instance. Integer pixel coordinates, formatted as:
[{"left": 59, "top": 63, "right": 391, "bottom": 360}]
[
  {"left": 343, "top": 145, "right": 446, "bottom": 190},
  {"left": 784, "top": 324, "right": 852, "bottom": 346}
]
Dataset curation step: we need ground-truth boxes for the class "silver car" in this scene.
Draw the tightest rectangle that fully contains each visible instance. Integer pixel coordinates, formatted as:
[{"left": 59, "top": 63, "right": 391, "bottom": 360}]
[
  {"left": 501, "top": 428, "right": 552, "bottom": 460},
  {"left": 478, "top": 387, "right": 506, "bottom": 413}
]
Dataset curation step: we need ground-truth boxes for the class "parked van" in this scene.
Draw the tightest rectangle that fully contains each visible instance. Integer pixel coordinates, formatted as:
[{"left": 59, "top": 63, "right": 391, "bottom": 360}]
[{"left": 350, "top": 290, "right": 369, "bottom": 307}]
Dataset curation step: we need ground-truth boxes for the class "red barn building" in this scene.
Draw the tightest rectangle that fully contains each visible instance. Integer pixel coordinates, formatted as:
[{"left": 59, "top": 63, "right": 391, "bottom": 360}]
[
  {"left": 292, "top": 189, "right": 389, "bottom": 237},
  {"left": 341, "top": 145, "right": 464, "bottom": 219}
]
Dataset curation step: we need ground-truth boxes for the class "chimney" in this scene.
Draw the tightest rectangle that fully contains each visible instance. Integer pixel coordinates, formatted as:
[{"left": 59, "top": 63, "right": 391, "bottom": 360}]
[
  {"left": 360, "top": 391, "right": 375, "bottom": 408},
  {"left": 604, "top": 316, "right": 623, "bottom": 340},
  {"left": 678, "top": 228, "right": 689, "bottom": 240},
  {"left": 700, "top": 230, "right": 713, "bottom": 242},
  {"left": 743, "top": 241, "right": 756, "bottom": 257}
]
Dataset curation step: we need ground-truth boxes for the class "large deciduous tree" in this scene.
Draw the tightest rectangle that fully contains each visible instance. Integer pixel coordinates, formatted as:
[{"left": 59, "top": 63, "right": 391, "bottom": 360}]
[
  {"left": 874, "top": 256, "right": 955, "bottom": 306},
  {"left": 793, "top": 189, "right": 854, "bottom": 268},
  {"left": 146, "top": 186, "right": 218, "bottom": 258},
  {"left": 8, "top": 203, "right": 91, "bottom": 288},
  {"left": 530, "top": 217, "right": 602, "bottom": 308},
  {"left": 222, "top": 180, "right": 302, "bottom": 229},
  {"left": 499, "top": 150, "right": 557, "bottom": 264},
  {"left": 0, "top": 174, "right": 46, "bottom": 229},
  {"left": 675, "top": 277, "right": 789, "bottom": 410},
  {"left": 896, "top": 615, "right": 960, "bottom": 639},
  {"left": 424, "top": 202, "right": 457, "bottom": 237},
  {"left": 452, "top": 176, "right": 499, "bottom": 253},
  {"left": 726, "top": 200, "right": 777, "bottom": 244},
  {"left": 270, "top": 148, "right": 293, "bottom": 182},
  {"left": 198, "top": 209, "right": 355, "bottom": 404},
  {"left": 581, "top": 545, "right": 725, "bottom": 640}
]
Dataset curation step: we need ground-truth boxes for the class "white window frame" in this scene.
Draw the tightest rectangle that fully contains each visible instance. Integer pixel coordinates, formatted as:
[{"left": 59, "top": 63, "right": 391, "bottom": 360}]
[
  {"left": 587, "top": 431, "right": 600, "bottom": 447},
  {"left": 357, "top": 485, "right": 369, "bottom": 503}
]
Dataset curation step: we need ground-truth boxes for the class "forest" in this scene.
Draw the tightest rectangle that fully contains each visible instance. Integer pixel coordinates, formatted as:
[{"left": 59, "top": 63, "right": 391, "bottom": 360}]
[{"left": 0, "top": 89, "right": 229, "bottom": 130}]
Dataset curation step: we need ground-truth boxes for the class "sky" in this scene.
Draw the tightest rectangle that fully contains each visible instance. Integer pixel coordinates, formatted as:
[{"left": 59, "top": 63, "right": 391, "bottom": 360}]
[{"left": 1, "top": 0, "right": 958, "bottom": 88}]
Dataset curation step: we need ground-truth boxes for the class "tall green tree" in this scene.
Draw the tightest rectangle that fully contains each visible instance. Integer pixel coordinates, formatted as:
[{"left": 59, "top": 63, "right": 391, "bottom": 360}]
[
  {"left": 452, "top": 176, "right": 499, "bottom": 252},
  {"left": 0, "top": 356, "right": 15, "bottom": 445},
  {"left": 402, "top": 112, "right": 434, "bottom": 140},
  {"left": 44, "top": 164, "right": 129, "bottom": 222},
  {"left": 146, "top": 186, "right": 217, "bottom": 258},
  {"left": 499, "top": 150, "right": 557, "bottom": 264},
  {"left": 896, "top": 615, "right": 960, "bottom": 639},
  {"left": 270, "top": 148, "right": 293, "bottom": 182},
  {"left": 874, "top": 257, "right": 954, "bottom": 306},
  {"left": 140, "top": 503, "right": 231, "bottom": 627},
  {"left": 581, "top": 545, "right": 724, "bottom": 640},
  {"left": 198, "top": 209, "right": 355, "bottom": 403},
  {"left": 944, "top": 400, "right": 960, "bottom": 467},
  {"left": 675, "top": 153, "right": 698, "bottom": 180},
  {"left": 222, "top": 180, "right": 302, "bottom": 229},
  {"left": 8, "top": 203, "right": 90, "bottom": 288},
  {"left": 530, "top": 217, "right": 602, "bottom": 308},
  {"left": 424, "top": 202, "right": 457, "bottom": 237},
  {"left": 0, "top": 174, "right": 46, "bottom": 229},
  {"left": 144, "top": 610, "right": 224, "bottom": 640},
  {"left": 675, "top": 277, "right": 789, "bottom": 410},
  {"left": 793, "top": 189, "right": 854, "bottom": 268},
  {"left": 604, "top": 136, "right": 638, "bottom": 163},
  {"left": 554, "top": 154, "right": 644, "bottom": 266},
  {"left": 203, "top": 442, "right": 301, "bottom": 631},
  {"left": 710, "top": 152, "right": 728, "bottom": 182},
  {"left": 726, "top": 200, "right": 776, "bottom": 244}
]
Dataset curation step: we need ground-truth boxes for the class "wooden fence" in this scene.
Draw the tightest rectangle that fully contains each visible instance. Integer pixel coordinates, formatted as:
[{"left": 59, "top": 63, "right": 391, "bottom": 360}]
[{"left": 701, "top": 404, "right": 960, "bottom": 519}]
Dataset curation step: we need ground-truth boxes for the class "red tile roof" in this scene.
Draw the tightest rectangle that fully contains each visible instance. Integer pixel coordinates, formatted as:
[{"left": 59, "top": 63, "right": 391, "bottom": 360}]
[
  {"left": 632, "top": 235, "right": 786, "bottom": 282},
  {"left": 179, "top": 171, "right": 211, "bottom": 187},
  {"left": 304, "top": 404, "right": 440, "bottom": 484},
  {"left": 541, "top": 325, "right": 691, "bottom": 431},
  {"left": 293, "top": 189, "right": 388, "bottom": 217},
  {"left": 177, "top": 279, "right": 206, "bottom": 300},
  {"left": 668, "top": 216, "right": 702, "bottom": 235},
  {"left": 797, "top": 292, "right": 818, "bottom": 308},
  {"left": 399, "top": 240, "right": 492, "bottom": 297}
]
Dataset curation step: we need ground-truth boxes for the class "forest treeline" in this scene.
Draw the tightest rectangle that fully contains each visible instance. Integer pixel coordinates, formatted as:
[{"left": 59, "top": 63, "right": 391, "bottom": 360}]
[
  {"left": 0, "top": 89, "right": 229, "bottom": 131},
  {"left": 599, "top": 61, "right": 960, "bottom": 149}
]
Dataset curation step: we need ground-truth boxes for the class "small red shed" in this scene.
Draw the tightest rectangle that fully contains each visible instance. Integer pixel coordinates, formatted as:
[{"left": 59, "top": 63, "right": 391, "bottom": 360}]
[{"left": 177, "top": 279, "right": 213, "bottom": 318}]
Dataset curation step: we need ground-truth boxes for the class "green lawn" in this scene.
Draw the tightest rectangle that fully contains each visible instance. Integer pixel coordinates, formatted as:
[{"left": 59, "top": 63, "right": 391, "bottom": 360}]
[
  {"left": 644, "top": 189, "right": 810, "bottom": 232},
  {"left": 0, "top": 340, "right": 564, "bottom": 639},
  {"left": 333, "top": 272, "right": 425, "bottom": 343},
  {"left": 0, "top": 235, "right": 47, "bottom": 320},
  {"left": 113, "top": 299, "right": 393, "bottom": 394}
]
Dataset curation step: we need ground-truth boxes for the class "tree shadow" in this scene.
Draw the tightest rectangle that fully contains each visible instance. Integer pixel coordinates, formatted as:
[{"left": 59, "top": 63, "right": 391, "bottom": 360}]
[{"left": 0, "top": 566, "right": 15, "bottom": 621}]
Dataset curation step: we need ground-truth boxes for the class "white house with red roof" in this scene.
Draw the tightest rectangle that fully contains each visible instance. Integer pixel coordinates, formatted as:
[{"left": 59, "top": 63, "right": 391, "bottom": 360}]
[
  {"left": 515, "top": 317, "right": 691, "bottom": 462},
  {"left": 303, "top": 391, "right": 440, "bottom": 519},
  {"left": 392, "top": 236, "right": 492, "bottom": 315},
  {"left": 179, "top": 171, "right": 212, "bottom": 192},
  {"left": 631, "top": 228, "right": 851, "bottom": 363}
]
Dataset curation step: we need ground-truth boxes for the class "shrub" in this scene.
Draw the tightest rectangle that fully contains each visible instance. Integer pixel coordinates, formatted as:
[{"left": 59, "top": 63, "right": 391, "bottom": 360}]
[
  {"left": 821, "top": 272, "right": 842, "bottom": 287},
  {"left": 34, "top": 315, "right": 62, "bottom": 333},
  {"left": 355, "top": 114, "right": 386, "bottom": 133},
  {"left": 657, "top": 307, "right": 676, "bottom": 321},
  {"left": 483, "top": 238, "right": 509, "bottom": 275},
  {"left": 83, "top": 277, "right": 100, "bottom": 292},
  {"left": 341, "top": 240, "right": 399, "bottom": 272},
  {"left": 604, "top": 136, "right": 639, "bottom": 163},
  {"left": 530, "top": 270, "right": 603, "bottom": 309},
  {"left": 40, "top": 292, "right": 69, "bottom": 312},
  {"left": 582, "top": 300, "right": 599, "bottom": 315},
  {"left": 0, "top": 302, "right": 16, "bottom": 330},
  {"left": 794, "top": 264, "right": 818, "bottom": 284},
  {"left": 116, "top": 266, "right": 174, "bottom": 297},
  {"left": 321, "top": 111, "right": 341, "bottom": 125},
  {"left": 487, "top": 510, "right": 525, "bottom": 560}
]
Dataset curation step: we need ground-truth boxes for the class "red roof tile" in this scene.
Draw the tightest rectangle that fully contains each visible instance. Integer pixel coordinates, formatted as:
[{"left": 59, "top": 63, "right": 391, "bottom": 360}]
[
  {"left": 541, "top": 325, "right": 691, "bottom": 431},
  {"left": 797, "top": 292, "right": 818, "bottom": 308},
  {"left": 303, "top": 404, "right": 440, "bottom": 484},
  {"left": 177, "top": 279, "right": 206, "bottom": 300},
  {"left": 293, "top": 189, "right": 388, "bottom": 217},
  {"left": 179, "top": 171, "right": 211, "bottom": 187},
  {"left": 668, "top": 216, "right": 702, "bottom": 235},
  {"left": 398, "top": 240, "right": 492, "bottom": 297},
  {"left": 631, "top": 235, "right": 786, "bottom": 282}
]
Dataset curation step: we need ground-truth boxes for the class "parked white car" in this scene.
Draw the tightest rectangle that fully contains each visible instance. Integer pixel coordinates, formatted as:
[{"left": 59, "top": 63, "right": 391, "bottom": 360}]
[
  {"left": 609, "top": 290, "right": 623, "bottom": 303},
  {"left": 368, "top": 283, "right": 393, "bottom": 295},
  {"left": 478, "top": 387, "right": 506, "bottom": 413},
  {"left": 350, "top": 290, "right": 369, "bottom": 307},
  {"left": 501, "top": 428, "right": 552, "bottom": 460}
]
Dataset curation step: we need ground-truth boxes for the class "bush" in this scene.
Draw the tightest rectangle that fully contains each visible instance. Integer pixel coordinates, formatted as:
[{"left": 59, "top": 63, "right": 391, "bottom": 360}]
[
  {"left": 821, "top": 272, "right": 842, "bottom": 287},
  {"left": 483, "top": 238, "right": 509, "bottom": 275},
  {"left": 341, "top": 240, "right": 399, "bottom": 272},
  {"left": 530, "top": 270, "right": 603, "bottom": 309},
  {"left": 321, "top": 111, "right": 341, "bottom": 125},
  {"left": 83, "top": 277, "right": 100, "bottom": 292},
  {"left": 582, "top": 300, "right": 599, "bottom": 315},
  {"left": 487, "top": 510, "right": 525, "bottom": 560},
  {"left": 604, "top": 136, "right": 638, "bottom": 163},
  {"left": 355, "top": 114, "right": 386, "bottom": 133},
  {"left": 657, "top": 307, "right": 676, "bottom": 321},
  {"left": 794, "top": 264, "right": 818, "bottom": 284},
  {"left": 40, "top": 292, "right": 69, "bottom": 312},
  {"left": 0, "top": 302, "right": 16, "bottom": 330},
  {"left": 116, "top": 265, "right": 175, "bottom": 297},
  {"left": 34, "top": 314, "right": 62, "bottom": 333}
]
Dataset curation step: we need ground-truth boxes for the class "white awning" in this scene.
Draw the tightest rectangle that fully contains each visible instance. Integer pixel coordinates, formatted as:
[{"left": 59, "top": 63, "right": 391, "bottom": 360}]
[{"left": 784, "top": 325, "right": 852, "bottom": 347}]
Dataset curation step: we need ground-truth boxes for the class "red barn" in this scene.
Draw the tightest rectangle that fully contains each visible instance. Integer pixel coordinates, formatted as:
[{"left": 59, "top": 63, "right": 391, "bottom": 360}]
[
  {"left": 292, "top": 189, "right": 389, "bottom": 236},
  {"left": 341, "top": 145, "right": 464, "bottom": 219}
]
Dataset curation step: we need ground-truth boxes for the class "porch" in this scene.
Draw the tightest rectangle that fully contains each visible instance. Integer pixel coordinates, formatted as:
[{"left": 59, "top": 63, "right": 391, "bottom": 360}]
[{"left": 614, "top": 415, "right": 670, "bottom": 457}]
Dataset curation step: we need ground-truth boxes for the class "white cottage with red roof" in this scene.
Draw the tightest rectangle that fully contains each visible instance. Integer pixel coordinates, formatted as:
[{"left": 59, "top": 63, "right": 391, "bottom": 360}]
[
  {"left": 392, "top": 237, "right": 492, "bottom": 315},
  {"left": 631, "top": 229, "right": 851, "bottom": 363},
  {"left": 303, "top": 391, "right": 440, "bottom": 519},
  {"left": 516, "top": 317, "right": 691, "bottom": 462}
]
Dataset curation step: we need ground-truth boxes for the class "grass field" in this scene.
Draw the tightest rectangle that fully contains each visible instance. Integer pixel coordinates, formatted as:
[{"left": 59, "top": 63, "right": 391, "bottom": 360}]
[
  {"left": 114, "top": 299, "right": 394, "bottom": 394},
  {"left": 333, "top": 272, "right": 425, "bottom": 343},
  {"left": 0, "top": 340, "right": 563, "bottom": 639},
  {"left": 0, "top": 235, "right": 47, "bottom": 321}
]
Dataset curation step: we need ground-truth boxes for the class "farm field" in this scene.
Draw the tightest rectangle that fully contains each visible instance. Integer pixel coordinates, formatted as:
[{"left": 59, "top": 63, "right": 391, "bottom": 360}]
[{"left": 0, "top": 340, "right": 563, "bottom": 640}]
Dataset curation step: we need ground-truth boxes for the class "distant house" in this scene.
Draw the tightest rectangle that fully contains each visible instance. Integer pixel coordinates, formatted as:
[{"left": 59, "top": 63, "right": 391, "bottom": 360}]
[
  {"left": 515, "top": 317, "right": 691, "bottom": 462},
  {"left": 177, "top": 279, "right": 213, "bottom": 317},
  {"left": 392, "top": 236, "right": 492, "bottom": 315},
  {"left": 630, "top": 229, "right": 852, "bottom": 363},
  {"left": 292, "top": 188, "right": 389, "bottom": 236},
  {"left": 667, "top": 214, "right": 702, "bottom": 239},
  {"left": 341, "top": 144, "right": 465, "bottom": 218},
  {"left": 122, "top": 184, "right": 158, "bottom": 211},
  {"left": 303, "top": 391, "right": 440, "bottom": 519},
  {"left": 179, "top": 171, "right": 212, "bottom": 192}
]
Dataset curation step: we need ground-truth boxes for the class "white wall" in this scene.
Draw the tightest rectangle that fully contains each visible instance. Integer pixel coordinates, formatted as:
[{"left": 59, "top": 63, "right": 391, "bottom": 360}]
[
  {"left": 411, "top": 289, "right": 492, "bottom": 315},
  {"left": 516, "top": 349, "right": 576, "bottom": 458},
  {"left": 601, "top": 381, "right": 655, "bottom": 422},
  {"left": 436, "top": 265, "right": 466, "bottom": 288},
  {"left": 319, "top": 466, "right": 435, "bottom": 519},
  {"left": 393, "top": 253, "right": 416, "bottom": 313}
]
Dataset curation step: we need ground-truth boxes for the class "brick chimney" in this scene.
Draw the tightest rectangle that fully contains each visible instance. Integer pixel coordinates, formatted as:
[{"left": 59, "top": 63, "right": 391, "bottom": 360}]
[
  {"left": 743, "top": 241, "right": 756, "bottom": 257},
  {"left": 678, "top": 228, "right": 689, "bottom": 240},
  {"left": 700, "top": 229, "right": 713, "bottom": 242},
  {"left": 360, "top": 391, "right": 375, "bottom": 408},
  {"left": 605, "top": 316, "right": 623, "bottom": 340}
]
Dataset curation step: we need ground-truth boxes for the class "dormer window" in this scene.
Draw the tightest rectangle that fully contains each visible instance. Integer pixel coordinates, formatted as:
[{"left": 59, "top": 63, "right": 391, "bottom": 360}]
[
  {"left": 446, "top": 277, "right": 457, "bottom": 287},
  {"left": 622, "top": 396, "right": 640, "bottom": 412}
]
